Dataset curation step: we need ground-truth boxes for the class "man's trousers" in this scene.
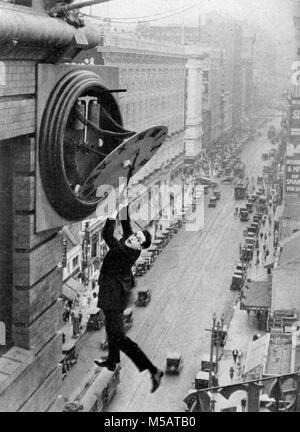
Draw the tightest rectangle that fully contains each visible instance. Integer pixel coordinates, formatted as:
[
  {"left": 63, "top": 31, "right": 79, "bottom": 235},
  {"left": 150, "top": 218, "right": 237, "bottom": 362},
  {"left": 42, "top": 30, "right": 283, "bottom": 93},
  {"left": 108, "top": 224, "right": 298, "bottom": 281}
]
[{"left": 103, "top": 310, "right": 156, "bottom": 374}]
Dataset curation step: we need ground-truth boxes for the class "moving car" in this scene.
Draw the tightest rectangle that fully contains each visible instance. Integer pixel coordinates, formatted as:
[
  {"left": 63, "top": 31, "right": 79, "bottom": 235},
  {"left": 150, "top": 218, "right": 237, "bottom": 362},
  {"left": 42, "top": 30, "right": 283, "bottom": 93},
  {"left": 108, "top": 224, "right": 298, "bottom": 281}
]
[
  {"left": 239, "top": 209, "right": 249, "bottom": 222},
  {"left": 165, "top": 352, "right": 183, "bottom": 375}
]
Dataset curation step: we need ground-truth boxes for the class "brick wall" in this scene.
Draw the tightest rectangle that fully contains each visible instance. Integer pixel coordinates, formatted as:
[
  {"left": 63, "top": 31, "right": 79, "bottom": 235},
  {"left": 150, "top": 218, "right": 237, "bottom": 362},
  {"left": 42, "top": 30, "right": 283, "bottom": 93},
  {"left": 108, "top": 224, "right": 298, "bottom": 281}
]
[
  {"left": 0, "top": 61, "right": 35, "bottom": 141},
  {"left": 0, "top": 58, "right": 63, "bottom": 410}
]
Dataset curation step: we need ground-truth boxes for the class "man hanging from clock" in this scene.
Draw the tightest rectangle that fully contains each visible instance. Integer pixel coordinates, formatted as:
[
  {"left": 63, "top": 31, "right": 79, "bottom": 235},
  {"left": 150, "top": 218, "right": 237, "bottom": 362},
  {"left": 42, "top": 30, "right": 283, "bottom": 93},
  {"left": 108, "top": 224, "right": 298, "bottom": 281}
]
[{"left": 94, "top": 193, "right": 164, "bottom": 393}]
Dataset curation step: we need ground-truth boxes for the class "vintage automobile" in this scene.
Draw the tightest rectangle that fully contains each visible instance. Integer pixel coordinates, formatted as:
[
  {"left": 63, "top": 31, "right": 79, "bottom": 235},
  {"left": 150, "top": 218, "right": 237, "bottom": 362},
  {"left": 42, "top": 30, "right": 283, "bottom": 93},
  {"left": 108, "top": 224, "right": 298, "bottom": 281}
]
[
  {"left": 208, "top": 196, "right": 217, "bottom": 208},
  {"left": 123, "top": 307, "right": 134, "bottom": 330},
  {"left": 239, "top": 209, "right": 249, "bottom": 222},
  {"left": 253, "top": 213, "right": 262, "bottom": 224},
  {"left": 213, "top": 190, "right": 221, "bottom": 200},
  {"left": 234, "top": 181, "right": 248, "bottom": 200},
  {"left": 230, "top": 273, "right": 244, "bottom": 290},
  {"left": 200, "top": 355, "right": 216, "bottom": 373},
  {"left": 236, "top": 261, "right": 247, "bottom": 273},
  {"left": 135, "top": 288, "right": 151, "bottom": 307},
  {"left": 245, "top": 236, "right": 255, "bottom": 248},
  {"left": 165, "top": 352, "right": 183, "bottom": 375},
  {"left": 60, "top": 341, "right": 78, "bottom": 376},
  {"left": 257, "top": 195, "right": 268, "bottom": 214},
  {"left": 249, "top": 222, "right": 259, "bottom": 235},
  {"left": 87, "top": 307, "right": 104, "bottom": 331},
  {"left": 193, "top": 370, "right": 218, "bottom": 390},
  {"left": 246, "top": 201, "right": 253, "bottom": 213},
  {"left": 241, "top": 246, "right": 253, "bottom": 262}
]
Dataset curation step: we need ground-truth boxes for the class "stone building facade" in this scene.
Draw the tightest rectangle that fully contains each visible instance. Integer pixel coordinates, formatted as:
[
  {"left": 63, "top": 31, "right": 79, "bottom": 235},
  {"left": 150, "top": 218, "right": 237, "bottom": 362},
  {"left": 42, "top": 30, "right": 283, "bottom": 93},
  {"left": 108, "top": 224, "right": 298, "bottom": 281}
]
[{"left": 0, "top": 0, "right": 98, "bottom": 411}]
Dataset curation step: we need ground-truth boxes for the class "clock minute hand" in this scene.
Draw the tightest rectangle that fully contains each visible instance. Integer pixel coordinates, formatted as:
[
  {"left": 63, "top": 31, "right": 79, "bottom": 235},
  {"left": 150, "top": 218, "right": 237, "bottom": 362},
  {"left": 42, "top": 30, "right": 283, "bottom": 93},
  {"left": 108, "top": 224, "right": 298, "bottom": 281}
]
[{"left": 77, "top": 95, "right": 97, "bottom": 146}]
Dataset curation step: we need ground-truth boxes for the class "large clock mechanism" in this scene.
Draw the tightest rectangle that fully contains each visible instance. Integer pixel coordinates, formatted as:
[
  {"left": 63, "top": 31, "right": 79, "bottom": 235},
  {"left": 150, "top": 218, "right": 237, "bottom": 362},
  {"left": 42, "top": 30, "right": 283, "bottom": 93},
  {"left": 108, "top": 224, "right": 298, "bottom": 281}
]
[{"left": 39, "top": 69, "right": 167, "bottom": 221}]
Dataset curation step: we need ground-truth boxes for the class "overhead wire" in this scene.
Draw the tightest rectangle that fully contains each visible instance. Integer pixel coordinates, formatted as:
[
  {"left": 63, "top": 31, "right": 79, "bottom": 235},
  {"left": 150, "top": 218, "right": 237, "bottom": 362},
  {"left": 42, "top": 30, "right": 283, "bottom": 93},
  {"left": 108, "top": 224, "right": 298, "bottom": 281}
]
[
  {"left": 87, "top": 3, "right": 197, "bottom": 21},
  {"left": 82, "top": 2, "right": 199, "bottom": 24}
]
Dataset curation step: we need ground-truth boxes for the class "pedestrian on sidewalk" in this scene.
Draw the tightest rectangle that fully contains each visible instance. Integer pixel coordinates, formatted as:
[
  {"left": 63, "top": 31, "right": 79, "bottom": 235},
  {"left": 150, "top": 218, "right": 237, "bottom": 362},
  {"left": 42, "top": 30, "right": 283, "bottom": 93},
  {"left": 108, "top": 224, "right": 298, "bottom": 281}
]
[
  {"left": 264, "top": 233, "right": 267, "bottom": 241},
  {"left": 94, "top": 202, "right": 164, "bottom": 394},
  {"left": 260, "top": 232, "right": 263, "bottom": 241},
  {"left": 237, "top": 350, "right": 243, "bottom": 364},
  {"left": 232, "top": 349, "right": 238, "bottom": 364},
  {"left": 256, "top": 249, "right": 260, "bottom": 258},
  {"left": 241, "top": 398, "right": 247, "bottom": 412},
  {"left": 255, "top": 257, "right": 260, "bottom": 267},
  {"left": 229, "top": 366, "right": 235, "bottom": 381},
  {"left": 255, "top": 238, "right": 259, "bottom": 249}
]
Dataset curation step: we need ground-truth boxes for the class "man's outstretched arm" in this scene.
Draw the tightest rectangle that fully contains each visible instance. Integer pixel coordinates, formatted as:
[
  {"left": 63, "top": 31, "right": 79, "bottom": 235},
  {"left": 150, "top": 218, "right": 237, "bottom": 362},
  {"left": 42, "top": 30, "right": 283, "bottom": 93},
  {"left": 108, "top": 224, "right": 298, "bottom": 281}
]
[
  {"left": 102, "top": 209, "right": 120, "bottom": 249},
  {"left": 119, "top": 205, "right": 133, "bottom": 240}
]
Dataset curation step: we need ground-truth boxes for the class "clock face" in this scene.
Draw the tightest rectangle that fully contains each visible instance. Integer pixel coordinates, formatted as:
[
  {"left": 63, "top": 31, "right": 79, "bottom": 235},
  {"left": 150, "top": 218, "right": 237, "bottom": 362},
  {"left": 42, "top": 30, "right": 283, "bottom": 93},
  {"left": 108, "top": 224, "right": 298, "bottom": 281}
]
[
  {"left": 37, "top": 70, "right": 126, "bottom": 220},
  {"left": 78, "top": 125, "right": 168, "bottom": 203},
  {"left": 39, "top": 69, "right": 168, "bottom": 221}
]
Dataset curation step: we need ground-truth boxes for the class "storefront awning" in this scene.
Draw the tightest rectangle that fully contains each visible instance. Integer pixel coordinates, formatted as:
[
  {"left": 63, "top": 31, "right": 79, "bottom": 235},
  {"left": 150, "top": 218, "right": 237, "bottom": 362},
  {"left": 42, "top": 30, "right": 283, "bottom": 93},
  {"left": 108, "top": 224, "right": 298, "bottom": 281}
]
[
  {"left": 63, "top": 278, "right": 84, "bottom": 301},
  {"left": 240, "top": 280, "right": 272, "bottom": 311}
]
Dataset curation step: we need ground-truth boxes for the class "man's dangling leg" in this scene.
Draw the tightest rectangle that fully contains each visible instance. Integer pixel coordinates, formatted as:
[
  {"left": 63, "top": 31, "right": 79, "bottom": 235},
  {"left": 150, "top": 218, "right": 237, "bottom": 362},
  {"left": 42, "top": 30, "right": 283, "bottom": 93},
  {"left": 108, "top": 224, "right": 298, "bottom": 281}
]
[{"left": 94, "top": 309, "right": 121, "bottom": 371}]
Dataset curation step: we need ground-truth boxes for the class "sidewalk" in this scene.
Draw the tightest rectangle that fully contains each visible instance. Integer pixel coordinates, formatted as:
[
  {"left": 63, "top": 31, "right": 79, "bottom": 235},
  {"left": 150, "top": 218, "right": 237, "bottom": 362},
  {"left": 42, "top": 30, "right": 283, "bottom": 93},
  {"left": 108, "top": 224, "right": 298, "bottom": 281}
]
[
  {"left": 214, "top": 203, "right": 275, "bottom": 412},
  {"left": 59, "top": 282, "right": 99, "bottom": 348}
]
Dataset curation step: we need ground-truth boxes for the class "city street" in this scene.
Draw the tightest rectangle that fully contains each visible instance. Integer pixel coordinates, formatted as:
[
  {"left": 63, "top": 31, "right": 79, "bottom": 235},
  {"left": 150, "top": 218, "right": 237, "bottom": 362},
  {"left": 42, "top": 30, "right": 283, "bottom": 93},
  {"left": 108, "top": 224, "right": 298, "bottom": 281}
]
[
  {"left": 0, "top": 0, "right": 296, "bottom": 414},
  {"left": 55, "top": 120, "right": 278, "bottom": 411},
  {"left": 103, "top": 122, "right": 276, "bottom": 412}
]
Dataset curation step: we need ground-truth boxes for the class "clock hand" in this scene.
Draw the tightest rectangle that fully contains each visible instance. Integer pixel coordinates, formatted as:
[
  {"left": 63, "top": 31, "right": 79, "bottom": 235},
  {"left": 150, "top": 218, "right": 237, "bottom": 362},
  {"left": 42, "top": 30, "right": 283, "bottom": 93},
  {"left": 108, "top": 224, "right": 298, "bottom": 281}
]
[{"left": 82, "top": 145, "right": 108, "bottom": 157}]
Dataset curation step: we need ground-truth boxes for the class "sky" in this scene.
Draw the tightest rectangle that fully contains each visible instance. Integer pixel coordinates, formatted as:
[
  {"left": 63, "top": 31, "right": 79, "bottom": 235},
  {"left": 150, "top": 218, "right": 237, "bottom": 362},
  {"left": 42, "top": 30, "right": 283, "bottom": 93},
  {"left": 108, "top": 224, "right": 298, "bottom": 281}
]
[{"left": 81, "top": 0, "right": 295, "bottom": 40}]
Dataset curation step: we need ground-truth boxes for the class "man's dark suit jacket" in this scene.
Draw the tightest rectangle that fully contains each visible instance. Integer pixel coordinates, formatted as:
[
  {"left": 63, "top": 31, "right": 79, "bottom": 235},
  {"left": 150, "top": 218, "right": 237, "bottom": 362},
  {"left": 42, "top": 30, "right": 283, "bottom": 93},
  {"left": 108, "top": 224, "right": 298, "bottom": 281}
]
[{"left": 97, "top": 208, "right": 141, "bottom": 311}]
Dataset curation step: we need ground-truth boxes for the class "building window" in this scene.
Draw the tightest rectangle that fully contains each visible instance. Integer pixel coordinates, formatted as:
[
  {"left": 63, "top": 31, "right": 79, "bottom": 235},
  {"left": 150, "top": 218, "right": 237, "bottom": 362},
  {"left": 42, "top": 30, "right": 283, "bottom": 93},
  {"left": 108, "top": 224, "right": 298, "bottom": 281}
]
[{"left": 72, "top": 256, "right": 79, "bottom": 268}]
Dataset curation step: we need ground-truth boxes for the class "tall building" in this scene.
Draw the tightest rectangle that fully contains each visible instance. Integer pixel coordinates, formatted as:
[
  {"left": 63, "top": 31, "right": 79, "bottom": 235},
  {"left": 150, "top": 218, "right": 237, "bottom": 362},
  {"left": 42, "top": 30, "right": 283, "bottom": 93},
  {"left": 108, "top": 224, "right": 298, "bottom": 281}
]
[
  {"left": 281, "top": 0, "right": 300, "bottom": 238},
  {"left": 201, "top": 47, "right": 224, "bottom": 145},
  {"left": 241, "top": 29, "right": 256, "bottom": 118},
  {"left": 200, "top": 12, "right": 243, "bottom": 135},
  {"left": 0, "top": 0, "right": 99, "bottom": 411}
]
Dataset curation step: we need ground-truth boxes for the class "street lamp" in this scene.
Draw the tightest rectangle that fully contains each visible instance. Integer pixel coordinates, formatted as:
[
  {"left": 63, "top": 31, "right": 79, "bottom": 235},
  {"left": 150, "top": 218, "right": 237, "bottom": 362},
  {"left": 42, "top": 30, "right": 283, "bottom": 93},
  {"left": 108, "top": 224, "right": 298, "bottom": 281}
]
[{"left": 209, "top": 313, "right": 217, "bottom": 387}]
